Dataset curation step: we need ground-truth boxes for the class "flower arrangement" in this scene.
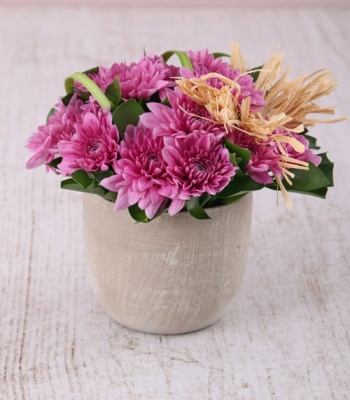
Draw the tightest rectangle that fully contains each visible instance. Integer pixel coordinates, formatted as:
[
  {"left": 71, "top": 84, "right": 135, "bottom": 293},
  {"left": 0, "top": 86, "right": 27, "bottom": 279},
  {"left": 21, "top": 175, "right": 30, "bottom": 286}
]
[{"left": 26, "top": 43, "right": 345, "bottom": 222}]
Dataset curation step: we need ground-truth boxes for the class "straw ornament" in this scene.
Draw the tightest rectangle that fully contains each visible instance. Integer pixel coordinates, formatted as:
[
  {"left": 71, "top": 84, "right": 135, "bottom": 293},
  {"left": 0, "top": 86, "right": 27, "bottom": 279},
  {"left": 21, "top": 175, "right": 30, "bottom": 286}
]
[{"left": 176, "top": 43, "right": 346, "bottom": 208}]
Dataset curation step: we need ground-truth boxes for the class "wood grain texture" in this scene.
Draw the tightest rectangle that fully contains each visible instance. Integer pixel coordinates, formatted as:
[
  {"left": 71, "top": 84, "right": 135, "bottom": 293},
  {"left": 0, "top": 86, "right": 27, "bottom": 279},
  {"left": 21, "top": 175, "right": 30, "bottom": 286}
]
[
  {"left": 2, "top": 0, "right": 350, "bottom": 7},
  {"left": 0, "top": 6, "right": 349, "bottom": 400}
]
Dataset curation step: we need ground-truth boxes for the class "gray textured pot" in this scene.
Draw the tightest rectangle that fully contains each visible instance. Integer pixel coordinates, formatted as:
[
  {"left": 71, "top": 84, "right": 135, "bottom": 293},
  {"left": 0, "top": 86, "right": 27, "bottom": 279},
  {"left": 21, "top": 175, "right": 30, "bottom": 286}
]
[{"left": 83, "top": 193, "right": 253, "bottom": 334}]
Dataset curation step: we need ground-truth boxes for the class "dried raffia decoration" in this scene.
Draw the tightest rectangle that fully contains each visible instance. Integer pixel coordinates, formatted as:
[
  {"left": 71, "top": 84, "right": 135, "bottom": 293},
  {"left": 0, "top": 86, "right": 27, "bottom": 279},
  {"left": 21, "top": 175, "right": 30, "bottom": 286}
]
[
  {"left": 176, "top": 73, "right": 305, "bottom": 152},
  {"left": 176, "top": 44, "right": 346, "bottom": 209},
  {"left": 230, "top": 42, "right": 248, "bottom": 73},
  {"left": 254, "top": 52, "right": 284, "bottom": 92},
  {"left": 263, "top": 69, "right": 346, "bottom": 128}
]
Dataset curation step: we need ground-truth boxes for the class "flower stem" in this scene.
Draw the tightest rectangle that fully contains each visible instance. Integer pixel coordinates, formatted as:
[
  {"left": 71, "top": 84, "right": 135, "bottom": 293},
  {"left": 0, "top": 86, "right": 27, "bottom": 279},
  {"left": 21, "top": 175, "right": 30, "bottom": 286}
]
[{"left": 64, "top": 72, "right": 111, "bottom": 110}]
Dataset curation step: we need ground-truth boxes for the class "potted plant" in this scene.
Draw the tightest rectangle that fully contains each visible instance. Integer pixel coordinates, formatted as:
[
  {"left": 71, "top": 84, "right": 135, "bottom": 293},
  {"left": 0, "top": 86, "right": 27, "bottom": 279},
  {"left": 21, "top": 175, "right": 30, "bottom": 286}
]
[{"left": 26, "top": 43, "right": 344, "bottom": 334}]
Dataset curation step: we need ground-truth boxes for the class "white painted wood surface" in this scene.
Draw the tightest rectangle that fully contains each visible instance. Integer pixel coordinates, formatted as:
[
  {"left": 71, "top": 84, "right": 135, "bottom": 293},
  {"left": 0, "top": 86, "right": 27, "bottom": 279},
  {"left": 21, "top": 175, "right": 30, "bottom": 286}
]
[
  {"left": 2, "top": 0, "right": 350, "bottom": 7},
  {"left": 1, "top": 6, "right": 349, "bottom": 400}
]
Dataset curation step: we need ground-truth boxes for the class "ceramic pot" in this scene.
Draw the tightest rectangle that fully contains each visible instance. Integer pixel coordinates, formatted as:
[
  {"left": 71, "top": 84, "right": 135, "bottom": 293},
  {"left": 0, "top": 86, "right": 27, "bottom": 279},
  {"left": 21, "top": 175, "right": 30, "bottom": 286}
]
[{"left": 83, "top": 193, "right": 253, "bottom": 334}]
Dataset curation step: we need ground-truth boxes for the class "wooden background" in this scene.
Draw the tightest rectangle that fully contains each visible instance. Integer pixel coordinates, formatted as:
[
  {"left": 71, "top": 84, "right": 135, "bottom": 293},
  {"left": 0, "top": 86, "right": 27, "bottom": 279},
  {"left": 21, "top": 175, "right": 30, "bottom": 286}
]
[
  {"left": 1, "top": 6, "right": 350, "bottom": 400},
  {"left": 1, "top": 0, "right": 350, "bottom": 6}
]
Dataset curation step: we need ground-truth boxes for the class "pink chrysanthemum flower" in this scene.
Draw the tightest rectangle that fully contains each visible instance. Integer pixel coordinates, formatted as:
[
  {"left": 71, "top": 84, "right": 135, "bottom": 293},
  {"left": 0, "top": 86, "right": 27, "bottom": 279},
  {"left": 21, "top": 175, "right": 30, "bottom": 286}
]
[
  {"left": 75, "top": 65, "right": 119, "bottom": 92},
  {"left": 26, "top": 95, "right": 84, "bottom": 169},
  {"left": 187, "top": 49, "right": 233, "bottom": 77},
  {"left": 182, "top": 49, "right": 266, "bottom": 111},
  {"left": 112, "top": 55, "right": 174, "bottom": 101},
  {"left": 58, "top": 104, "right": 119, "bottom": 175},
  {"left": 226, "top": 129, "right": 282, "bottom": 185},
  {"left": 141, "top": 88, "right": 225, "bottom": 138},
  {"left": 281, "top": 131, "right": 322, "bottom": 166},
  {"left": 232, "top": 74, "right": 266, "bottom": 111},
  {"left": 161, "top": 133, "right": 236, "bottom": 215},
  {"left": 101, "top": 125, "right": 177, "bottom": 219}
]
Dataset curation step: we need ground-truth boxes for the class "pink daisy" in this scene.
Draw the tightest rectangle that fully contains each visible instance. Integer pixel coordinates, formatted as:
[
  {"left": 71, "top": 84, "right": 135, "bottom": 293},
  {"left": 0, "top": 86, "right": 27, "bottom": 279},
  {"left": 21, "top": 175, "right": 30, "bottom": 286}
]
[
  {"left": 57, "top": 104, "right": 119, "bottom": 175},
  {"left": 112, "top": 55, "right": 175, "bottom": 101},
  {"left": 101, "top": 124, "right": 177, "bottom": 219},
  {"left": 26, "top": 95, "right": 84, "bottom": 170},
  {"left": 141, "top": 88, "right": 225, "bottom": 138},
  {"left": 162, "top": 133, "right": 236, "bottom": 215},
  {"left": 279, "top": 131, "right": 322, "bottom": 166},
  {"left": 226, "top": 129, "right": 282, "bottom": 185}
]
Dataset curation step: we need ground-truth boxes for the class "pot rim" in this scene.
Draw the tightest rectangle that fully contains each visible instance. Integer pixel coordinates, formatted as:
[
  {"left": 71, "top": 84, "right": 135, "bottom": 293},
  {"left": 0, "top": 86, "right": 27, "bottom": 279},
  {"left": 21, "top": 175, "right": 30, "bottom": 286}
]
[{"left": 83, "top": 192, "right": 252, "bottom": 223}]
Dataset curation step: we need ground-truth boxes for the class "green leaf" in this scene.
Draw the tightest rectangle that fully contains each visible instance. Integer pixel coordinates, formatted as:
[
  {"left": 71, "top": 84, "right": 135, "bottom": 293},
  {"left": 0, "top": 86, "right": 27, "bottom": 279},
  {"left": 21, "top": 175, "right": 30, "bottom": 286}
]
[
  {"left": 161, "top": 50, "right": 193, "bottom": 71},
  {"left": 248, "top": 65, "right": 263, "bottom": 82},
  {"left": 186, "top": 197, "right": 211, "bottom": 220},
  {"left": 198, "top": 192, "right": 211, "bottom": 207},
  {"left": 71, "top": 169, "right": 94, "bottom": 189},
  {"left": 289, "top": 163, "right": 329, "bottom": 191},
  {"left": 87, "top": 179, "right": 99, "bottom": 189},
  {"left": 105, "top": 78, "right": 121, "bottom": 107},
  {"left": 112, "top": 99, "right": 145, "bottom": 137},
  {"left": 287, "top": 186, "right": 328, "bottom": 199},
  {"left": 229, "top": 153, "right": 239, "bottom": 166},
  {"left": 317, "top": 153, "right": 334, "bottom": 187},
  {"left": 64, "top": 72, "right": 111, "bottom": 110},
  {"left": 234, "top": 168, "right": 247, "bottom": 178},
  {"left": 82, "top": 66, "right": 99, "bottom": 75},
  {"left": 46, "top": 157, "right": 62, "bottom": 169},
  {"left": 217, "top": 175, "right": 263, "bottom": 198},
  {"left": 210, "top": 194, "right": 245, "bottom": 205},
  {"left": 103, "top": 190, "right": 117, "bottom": 202},
  {"left": 267, "top": 181, "right": 329, "bottom": 199},
  {"left": 46, "top": 107, "right": 56, "bottom": 121},
  {"left": 90, "top": 170, "right": 115, "bottom": 183},
  {"left": 76, "top": 90, "right": 90, "bottom": 102},
  {"left": 201, "top": 195, "right": 218, "bottom": 208},
  {"left": 61, "top": 92, "right": 74, "bottom": 106},
  {"left": 224, "top": 140, "right": 251, "bottom": 167},
  {"left": 161, "top": 97, "right": 171, "bottom": 107},
  {"left": 304, "top": 134, "right": 320, "bottom": 150},
  {"left": 309, "top": 187, "right": 329, "bottom": 198},
  {"left": 128, "top": 204, "right": 149, "bottom": 223},
  {"left": 61, "top": 178, "right": 85, "bottom": 192},
  {"left": 92, "top": 187, "right": 107, "bottom": 196},
  {"left": 212, "top": 52, "right": 230, "bottom": 59},
  {"left": 63, "top": 169, "right": 118, "bottom": 199},
  {"left": 61, "top": 178, "right": 107, "bottom": 196},
  {"left": 60, "top": 178, "right": 95, "bottom": 193}
]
